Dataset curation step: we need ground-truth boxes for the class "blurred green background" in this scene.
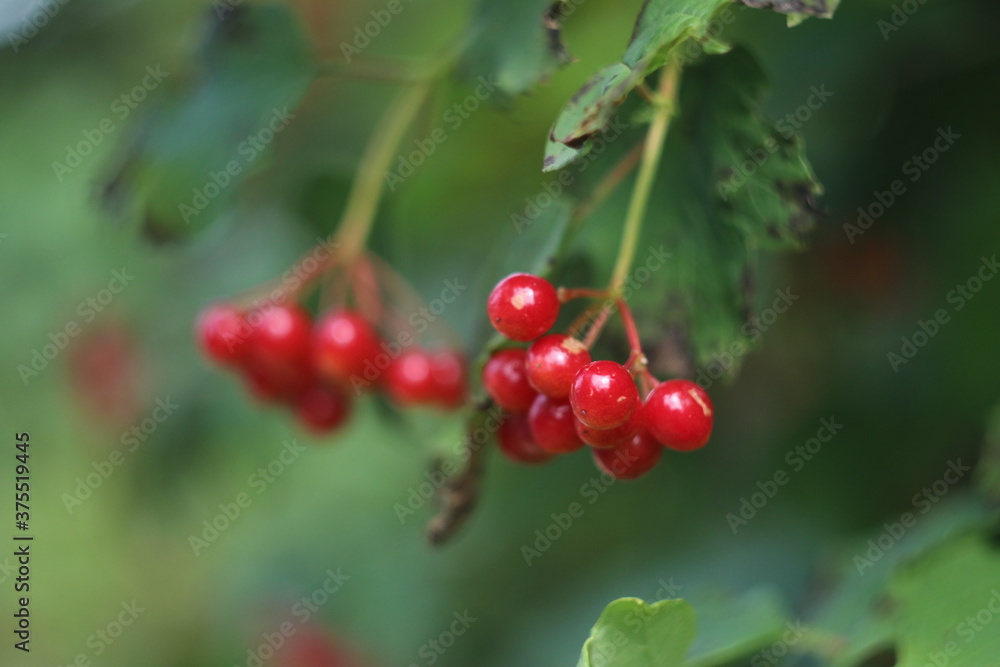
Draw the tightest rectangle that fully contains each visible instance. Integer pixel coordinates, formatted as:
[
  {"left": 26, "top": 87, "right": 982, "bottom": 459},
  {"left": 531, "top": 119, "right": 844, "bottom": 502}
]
[{"left": 2, "top": 0, "right": 1000, "bottom": 665}]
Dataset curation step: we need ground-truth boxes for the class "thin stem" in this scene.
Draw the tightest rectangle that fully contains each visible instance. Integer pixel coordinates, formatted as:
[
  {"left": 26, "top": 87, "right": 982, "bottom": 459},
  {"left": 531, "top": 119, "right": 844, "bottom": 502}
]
[
  {"left": 608, "top": 63, "right": 681, "bottom": 295},
  {"left": 616, "top": 298, "right": 643, "bottom": 357},
  {"left": 569, "top": 140, "right": 645, "bottom": 233},
  {"left": 559, "top": 287, "right": 610, "bottom": 302},
  {"left": 333, "top": 82, "right": 433, "bottom": 262}
]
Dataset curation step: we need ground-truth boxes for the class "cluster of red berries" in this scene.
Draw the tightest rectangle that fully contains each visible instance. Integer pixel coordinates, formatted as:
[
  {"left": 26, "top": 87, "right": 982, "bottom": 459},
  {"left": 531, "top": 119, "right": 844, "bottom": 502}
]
[
  {"left": 196, "top": 303, "right": 466, "bottom": 435},
  {"left": 483, "top": 273, "right": 714, "bottom": 479}
]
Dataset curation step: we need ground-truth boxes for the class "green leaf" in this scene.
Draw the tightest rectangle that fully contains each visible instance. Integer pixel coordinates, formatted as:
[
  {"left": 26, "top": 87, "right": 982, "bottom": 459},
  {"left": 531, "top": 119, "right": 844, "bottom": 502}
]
[
  {"left": 543, "top": 64, "right": 639, "bottom": 172},
  {"left": 739, "top": 0, "right": 842, "bottom": 26},
  {"left": 623, "top": 0, "right": 732, "bottom": 71},
  {"left": 461, "top": 0, "right": 571, "bottom": 96},
  {"left": 576, "top": 597, "right": 697, "bottom": 667},
  {"left": 627, "top": 47, "right": 821, "bottom": 371},
  {"left": 103, "top": 4, "right": 314, "bottom": 242},
  {"left": 890, "top": 533, "right": 1000, "bottom": 667},
  {"left": 685, "top": 588, "right": 790, "bottom": 666}
]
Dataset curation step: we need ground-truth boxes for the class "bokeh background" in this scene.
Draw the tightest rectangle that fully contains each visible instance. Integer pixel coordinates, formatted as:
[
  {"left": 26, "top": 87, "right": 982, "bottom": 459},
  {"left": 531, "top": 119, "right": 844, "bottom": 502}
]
[{"left": 2, "top": 0, "right": 1000, "bottom": 665}]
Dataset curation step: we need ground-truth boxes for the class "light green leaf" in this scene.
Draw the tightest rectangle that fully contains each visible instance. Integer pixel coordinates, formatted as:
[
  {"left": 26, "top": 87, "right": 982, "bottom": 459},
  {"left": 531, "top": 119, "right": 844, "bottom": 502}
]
[
  {"left": 576, "top": 597, "right": 697, "bottom": 667},
  {"left": 890, "top": 533, "right": 1000, "bottom": 667},
  {"left": 623, "top": 0, "right": 732, "bottom": 71},
  {"left": 685, "top": 588, "right": 790, "bottom": 666}
]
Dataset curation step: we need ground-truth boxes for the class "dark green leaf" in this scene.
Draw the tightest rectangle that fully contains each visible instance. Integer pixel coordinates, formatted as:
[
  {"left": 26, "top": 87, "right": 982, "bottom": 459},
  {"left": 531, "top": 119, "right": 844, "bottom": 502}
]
[
  {"left": 630, "top": 47, "right": 822, "bottom": 371},
  {"left": 461, "top": 0, "right": 571, "bottom": 96},
  {"left": 543, "top": 64, "right": 639, "bottom": 172},
  {"left": 103, "top": 3, "right": 314, "bottom": 242}
]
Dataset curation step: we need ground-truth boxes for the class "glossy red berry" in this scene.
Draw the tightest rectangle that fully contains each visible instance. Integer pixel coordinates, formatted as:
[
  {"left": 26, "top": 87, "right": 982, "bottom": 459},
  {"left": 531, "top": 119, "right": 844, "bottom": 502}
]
[
  {"left": 312, "top": 309, "right": 383, "bottom": 386},
  {"left": 428, "top": 349, "right": 467, "bottom": 409},
  {"left": 296, "top": 383, "right": 351, "bottom": 435},
  {"left": 575, "top": 399, "right": 643, "bottom": 449},
  {"left": 487, "top": 273, "right": 560, "bottom": 341},
  {"left": 244, "top": 305, "right": 313, "bottom": 397},
  {"left": 526, "top": 334, "right": 592, "bottom": 398},
  {"left": 527, "top": 395, "right": 584, "bottom": 454},
  {"left": 645, "top": 379, "right": 714, "bottom": 451},
  {"left": 385, "top": 349, "right": 437, "bottom": 405},
  {"left": 593, "top": 430, "right": 662, "bottom": 479},
  {"left": 482, "top": 348, "right": 537, "bottom": 412},
  {"left": 569, "top": 360, "right": 639, "bottom": 430},
  {"left": 497, "top": 413, "right": 552, "bottom": 464},
  {"left": 196, "top": 304, "right": 248, "bottom": 365}
]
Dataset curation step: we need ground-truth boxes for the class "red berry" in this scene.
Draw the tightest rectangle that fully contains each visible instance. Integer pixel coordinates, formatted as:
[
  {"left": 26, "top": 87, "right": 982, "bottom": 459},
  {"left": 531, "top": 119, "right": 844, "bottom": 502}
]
[
  {"left": 593, "top": 431, "right": 662, "bottom": 479},
  {"left": 575, "top": 399, "right": 643, "bottom": 449},
  {"left": 296, "top": 383, "right": 351, "bottom": 435},
  {"left": 428, "top": 349, "right": 467, "bottom": 409},
  {"left": 497, "top": 413, "right": 552, "bottom": 464},
  {"left": 312, "top": 310, "right": 383, "bottom": 386},
  {"left": 245, "top": 305, "right": 313, "bottom": 398},
  {"left": 196, "top": 304, "right": 247, "bottom": 365},
  {"left": 527, "top": 395, "right": 584, "bottom": 454},
  {"left": 385, "top": 349, "right": 437, "bottom": 405},
  {"left": 645, "top": 379, "right": 714, "bottom": 451},
  {"left": 526, "top": 334, "right": 592, "bottom": 398},
  {"left": 569, "top": 360, "right": 639, "bottom": 430},
  {"left": 482, "top": 348, "right": 537, "bottom": 412},
  {"left": 487, "top": 273, "right": 560, "bottom": 341}
]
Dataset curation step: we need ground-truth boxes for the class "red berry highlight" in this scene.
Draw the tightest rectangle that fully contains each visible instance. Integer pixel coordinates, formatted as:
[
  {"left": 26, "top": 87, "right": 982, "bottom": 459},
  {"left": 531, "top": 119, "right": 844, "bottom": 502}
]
[
  {"left": 482, "top": 348, "right": 537, "bottom": 412},
  {"left": 312, "top": 309, "right": 383, "bottom": 386},
  {"left": 497, "top": 413, "right": 552, "bottom": 464},
  {"left": 569, "top": 360, "right": 639, "bottom": 430},
  {"left": 487, "top": 273, "right": 560, "bottom": 341},
  {"left": 526, "top": 334, "right": 592, "bottom": 398},
  {"left": 645, "top": 379, "right": 714, "bottom": 451},
  {"left": 527, "top": 394, "right": 584, "bottom": 454},
  {"left": 245, "top": 305, "right": 313, "bottom": 398},
  {"left": 593, "top": 431, "right": 662, "bottom": 479}
]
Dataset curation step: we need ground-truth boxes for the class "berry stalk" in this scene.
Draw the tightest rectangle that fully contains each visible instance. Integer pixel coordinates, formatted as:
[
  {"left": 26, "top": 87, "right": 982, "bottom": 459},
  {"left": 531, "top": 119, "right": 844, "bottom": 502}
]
[
  {"left": 608, "top": 62, "right": 681, "bottom": 296},
  {"left": 334, "top": 81, "right": 433, "bottom": 263}
]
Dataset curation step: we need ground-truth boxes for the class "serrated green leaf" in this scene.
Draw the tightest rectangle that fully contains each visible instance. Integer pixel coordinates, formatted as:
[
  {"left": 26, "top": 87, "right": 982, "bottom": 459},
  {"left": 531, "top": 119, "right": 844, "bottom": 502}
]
[
  {"left": 890, "top": 533, "right": 1000, "bottom": 667},
  {"left": 623, "top": 0, "right": 732, "bottom": 71},
  {"left": 543, "top": 63, "right": 638, "bottom": 172},
  {"left": 577, "top": 597, "right": 697, "bottom": 667},
  {"left": 461, "top": 0, "right": 571, "bottom": 96},
  {"left": 625, "top": 47, "right": 821, "bottom": 371},
  {"left": 739, "top": 0, "right": 841, "bottom": 25},
  {"left": 103, "top": 4, "right": 314, "bottom": 242}
]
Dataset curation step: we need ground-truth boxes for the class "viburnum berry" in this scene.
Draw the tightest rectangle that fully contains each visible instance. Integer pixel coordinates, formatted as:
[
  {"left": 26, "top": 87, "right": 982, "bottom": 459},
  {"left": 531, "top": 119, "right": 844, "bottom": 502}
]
[
  {"left": 295, "top": 383, "right": 351, "bottom": 435},
  {"left": 386, "top": 348, "right": 467, "bottom": 409},
  {"left": 527, "top": 394, "right": 584, "bottom": 454},
  {"left": 427, "top": 349, "right": 467, "bottom": 408},
  {"left": 497, "top": 413, "right": 552, "bottom": 464},
  {"left": 196, "top": 304, "right": 247, "bottom": 366},
  {"left": 482, "top": 348, "right": 536, "bottom": 412},
  {"left": 575, "top": 399, "right": 643, "bottom": 449},
  {"left": 312, "top": 309, "right": 383, "bottom": 385},
  {"left": 569, "top": 360, "right": 640, "bottom": 430},
  {"left": 645, "top": 379, "right": 714, "bottom": 451},
  {"left": 487, "top": 273, "right": 560, "bottom": 341},
  {"left": 526, "top": 334, "right": 592, "bottom": 398},
  {"left": 244, "top": 305, "right": 313, "bottom": 398},
  {"left": 592, "top": 430, "right": 662, "bottom": 479}
]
